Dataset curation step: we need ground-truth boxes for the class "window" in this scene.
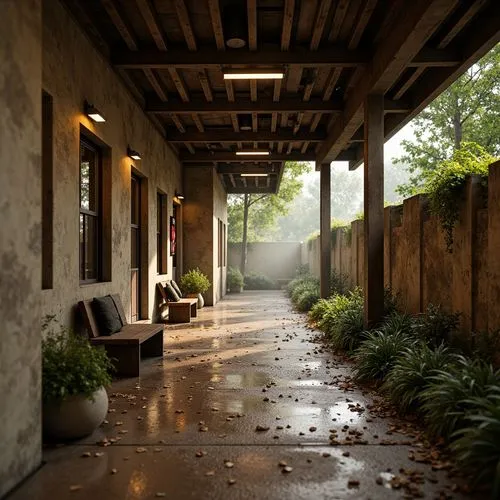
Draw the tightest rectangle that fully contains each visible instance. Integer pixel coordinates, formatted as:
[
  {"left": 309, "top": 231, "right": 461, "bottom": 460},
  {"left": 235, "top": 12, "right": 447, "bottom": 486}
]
[
  {"left": 79, "top": 138, "right": 101, "bottom": 282},
  {"left": 42, "top": 91, "right": 53, "bottom": 289},
  {"left": 157, "top": 192, "right": 168, "bottom": 274},
  {"left": 223, "top": 223, "right": 226, "bottom": 266}
]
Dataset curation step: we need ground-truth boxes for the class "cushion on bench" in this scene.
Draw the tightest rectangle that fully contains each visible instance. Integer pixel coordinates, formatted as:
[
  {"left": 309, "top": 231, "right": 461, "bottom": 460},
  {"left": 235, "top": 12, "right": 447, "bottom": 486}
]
[
  {"left": 92, "top": 295, "right": 123, "bottom": 335},
  {"left": 170, "top": 280, "right": 182, "bottom": 298},
  {"left": 164, "top": 281, "right": 180, "bottom": 302}
]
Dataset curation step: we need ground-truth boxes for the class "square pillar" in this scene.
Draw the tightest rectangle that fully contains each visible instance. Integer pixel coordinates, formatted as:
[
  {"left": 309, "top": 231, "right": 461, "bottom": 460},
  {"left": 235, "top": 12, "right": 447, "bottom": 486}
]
[
  {"left": 319, "top": 162, "right": 331, "bottom": 298},
  {"left": 363, "top": 94, "right": 385, "bottom": 327}
]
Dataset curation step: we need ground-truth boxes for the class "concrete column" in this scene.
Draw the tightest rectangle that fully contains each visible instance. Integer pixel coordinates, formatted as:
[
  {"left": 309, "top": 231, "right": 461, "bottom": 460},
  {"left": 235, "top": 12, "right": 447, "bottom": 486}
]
[
  {"left": 319, "top": 163, "right": 331, "bottom": 298},
  {"left": 363, "top": 94, "right": 384, "bottom": 327},
  {"left": 0, "top": 0, "right": 42, "bottom": 496}
]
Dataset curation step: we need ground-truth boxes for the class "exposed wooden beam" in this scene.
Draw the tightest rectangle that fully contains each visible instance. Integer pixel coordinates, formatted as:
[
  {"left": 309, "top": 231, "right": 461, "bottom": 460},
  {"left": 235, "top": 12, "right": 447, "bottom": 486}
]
[
  {"left": 323, "top": 67, "right": 342, "bottom": 100},
  {"left": 247, "top": 0, "right": 257, "bottom": 50},
  {"left": 181, "top": 152, "right": 317, "bottom": 162},
  {"left": 317, "top": 0, "right": 460, "bottom": 164},
  {"left": 167, "top": 128, "right": 327, "bottom": 143},
  {"left": 143, "top": 68, "right": 168, "bottom": 101},
  {"left": 310, "top": 0, "right": 333, "bottom": 50},
  {"left": 146, "top": 95, "right": 409, "bottom": 114},
  {"left": 250, "top": 80, "right": 257, "bottom": 101},
  {"left": 328, "top": 0, "right": 350, "bottom": 43},
  {"left": 207, "top": 0, "right": 225, "bottom": 50},
  {"left": 309, "top": 113, "right": 323, "bottom": 132},
  {"left": 136, "top": 0, "right": 167, "bottom": 50},
  {"left": 271, "top": 113, "right": 278, "bottom": 132},
  {"left": 319, "top": 162, "right": 331, "bottom": 298},
  {"left": 281, "top": 0, "right": 295, "bottom": 50},
  {"left": 102, "top": 0, "right": 137, "bottom": 50},
  {"left": 217, "top": 164, "right": 280, "bottom": 174},
  {"left": 198, "top": 70, "right": 213, "bottom": 102},
  {"left": 252, "top": 112, "right": 258, "bottom": 132},
  {"left": 174, "top": 0, "right": 197, "bottom": 50},
  {"left": 227, "top": 186, "right": 276, "bottom": 194},
  {"left": 191, "top": 114, "right": 205, "bottom": 133},
  {"left": 301, "top": 142, "right": 309, "bottom": 153},
  {"left": 185, "top": 142, "right": 195, "bottom": 154},
  {"left": 167, "top": 68, "right": 189, "bottom": 101},
  {"left": 348, "top": 0, "right": 377, "bottom": 49},
  {"left": 171, "top": 114, "right": 186, "bottom": 133},
  {"left": 393, "top": 67, "right": 425, "bottom": 100},
  {"left": 228, "top": 173, "right": 236, "bottom": 187},
  {"left": 112, "top": 46, "right": 368, "bottom": 68}
]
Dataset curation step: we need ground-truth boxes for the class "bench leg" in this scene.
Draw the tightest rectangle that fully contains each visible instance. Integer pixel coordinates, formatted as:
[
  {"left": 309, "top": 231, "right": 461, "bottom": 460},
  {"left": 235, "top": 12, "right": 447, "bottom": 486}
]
[
  {"left": 169, "top": 306, "right": 191, "bottom": 323},
  {"left": 105, "top": 345, "right": 140, "bottom": 377},
  {"left": 141, "top": 330, "right": 164, "bottom": 357},
  {"left": 190, "top": 302, "right": 197, "bottom": 318}
]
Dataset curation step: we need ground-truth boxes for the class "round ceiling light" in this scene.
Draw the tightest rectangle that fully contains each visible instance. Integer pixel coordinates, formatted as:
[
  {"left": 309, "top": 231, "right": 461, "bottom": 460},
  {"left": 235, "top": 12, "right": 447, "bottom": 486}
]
[{"left": 223, "top": 3, "right": 247, "bottom": 49}]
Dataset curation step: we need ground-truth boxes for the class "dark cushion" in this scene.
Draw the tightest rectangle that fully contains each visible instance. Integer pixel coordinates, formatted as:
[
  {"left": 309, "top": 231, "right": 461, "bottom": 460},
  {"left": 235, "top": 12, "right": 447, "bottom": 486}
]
[
  {"left": 164, "top": 282, "right": 181, "bottom": 302},
  {"left": 170, "top": 280, "right": 183, "bottom": 298},
  {"left": 92, "top": 295, "right": 123, "bottom": 336}
]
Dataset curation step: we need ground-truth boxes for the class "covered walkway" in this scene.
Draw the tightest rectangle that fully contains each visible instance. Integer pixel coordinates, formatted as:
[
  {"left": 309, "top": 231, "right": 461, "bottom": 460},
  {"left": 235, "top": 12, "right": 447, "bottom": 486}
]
[{"left": 12, "top": 291, "right": 466, "bottom": 499}]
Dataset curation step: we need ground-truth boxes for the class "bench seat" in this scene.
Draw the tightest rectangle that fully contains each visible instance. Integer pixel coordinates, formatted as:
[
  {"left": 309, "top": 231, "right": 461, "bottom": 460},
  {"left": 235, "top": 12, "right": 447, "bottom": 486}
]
[
  {"left": 78, "top": 295, "right": 164, "bottom": 377},
  {"left": 156, "top": 282, "right": 198, "bottom": 323}
]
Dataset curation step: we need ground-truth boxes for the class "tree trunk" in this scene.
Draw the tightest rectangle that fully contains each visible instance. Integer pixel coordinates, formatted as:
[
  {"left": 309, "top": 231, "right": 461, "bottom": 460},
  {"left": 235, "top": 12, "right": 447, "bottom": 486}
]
[
  {"left": 240, "top": 194, "right": 249, "bottom": 277},
  {"left": 453, "top": 111, "right": 462, "bottom": 150}
]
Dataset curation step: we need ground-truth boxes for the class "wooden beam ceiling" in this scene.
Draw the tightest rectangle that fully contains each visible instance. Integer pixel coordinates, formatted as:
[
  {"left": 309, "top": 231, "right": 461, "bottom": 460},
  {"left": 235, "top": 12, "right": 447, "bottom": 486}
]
[
  {"left": 166, "top": 129, "right": 327, "bottom": 142},
  {"left": 180, "top": 152, "right": 317, "bottom": 162}
]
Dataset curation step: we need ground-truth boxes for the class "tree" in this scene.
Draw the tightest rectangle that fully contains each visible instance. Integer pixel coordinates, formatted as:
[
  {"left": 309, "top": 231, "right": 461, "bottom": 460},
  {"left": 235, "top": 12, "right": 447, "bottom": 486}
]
[
  {"left": 228, "top": 161, "right": 310, "bottom": 275},
  {"left": 395, "top": 44, "right": 500, "bottom": 196}
]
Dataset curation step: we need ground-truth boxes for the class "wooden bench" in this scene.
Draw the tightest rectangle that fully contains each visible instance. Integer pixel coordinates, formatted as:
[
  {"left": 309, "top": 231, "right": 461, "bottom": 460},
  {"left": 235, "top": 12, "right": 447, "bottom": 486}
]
[
  {"left": 78, "top": 294, "right": 164, "bottom": 377},
  {"left": 156, "top": 282, "right": 198, "bottom": 323}
]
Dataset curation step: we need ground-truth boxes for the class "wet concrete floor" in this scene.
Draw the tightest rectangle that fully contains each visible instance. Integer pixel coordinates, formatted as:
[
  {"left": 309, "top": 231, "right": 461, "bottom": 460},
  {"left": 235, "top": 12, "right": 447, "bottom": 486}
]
[{"left": 10, "top": 291, "right": 469, "bottom": 500}]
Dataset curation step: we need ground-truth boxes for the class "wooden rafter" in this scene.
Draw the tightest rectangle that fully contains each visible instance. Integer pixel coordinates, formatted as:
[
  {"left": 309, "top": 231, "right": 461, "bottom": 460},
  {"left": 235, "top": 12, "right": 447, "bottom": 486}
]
[
  {"left": 102, "top": 0, "right": 137, "bottom": 50},
  {"left": 348, "top": 0, "right": 377, "bottom": 50},
  {"left": 328, "top": 0, "right": 350, "bottom": 43},
  {"left": 171, "top": 114, "right": 186, "bottom": 133},
  {"left": 181, "top": 152, "right": 317, "bottom": 162},
  {"left": 135, "top": 0, "right": 167, "bottom": 51},
  {"left": 247, "top": 0, "right": 257, "bottom": 50},
  {"left": 310, "top": 0, "right": 333, "bottom": 50},
  {"left": 198, "top": 70, "right": 213, "bottom": 102},
  {"left": 191, "top": 114, "right": 205, "bottom": 133},
  {"left": 167, "top": 68, "right": 189, "bottom": 102},
  {"left": 393, "top": 67, "right": 426, "bottom": 100},
  {"left": 166, "top": 129, "right": 326, "bottom": 142},
  {"left": 174, "top": 0, "right": 197, "bottom": 51},
  {"left": 143, "top": 69, "right": 168, "bottom": 101},
  {"left": 207, "top": 0, "right": 225, "bottom": 50},
  {"left": 281, "top": 0, "right": 295, "bottom": 50}
]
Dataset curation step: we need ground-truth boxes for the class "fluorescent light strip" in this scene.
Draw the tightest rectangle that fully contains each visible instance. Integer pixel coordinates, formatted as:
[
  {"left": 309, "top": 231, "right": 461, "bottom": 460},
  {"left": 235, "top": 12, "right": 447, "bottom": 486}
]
[
  {"left": 240, "top": 173, "right": 269, "bottom": 177},
  {"left": 235, "top": 151, "right": 270, "bottom": 156},
  {"left": 223, "top": 72, "right": 284, "bottom": 80},
  {"left": 88, "top": 113, "right": 106, "bottom": 123}
]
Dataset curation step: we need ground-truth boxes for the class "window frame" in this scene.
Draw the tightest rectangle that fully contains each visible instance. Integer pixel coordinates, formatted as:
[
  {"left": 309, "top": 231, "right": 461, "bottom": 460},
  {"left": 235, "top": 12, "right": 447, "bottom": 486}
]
[{"left": 157, "top": 191, "right": 168, "bottom": 275}]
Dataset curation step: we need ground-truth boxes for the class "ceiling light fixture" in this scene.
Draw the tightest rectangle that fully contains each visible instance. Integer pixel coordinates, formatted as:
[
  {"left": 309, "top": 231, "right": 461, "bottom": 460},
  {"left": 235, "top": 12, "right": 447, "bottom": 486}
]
[
  {"left": 127, "top": 147, "right": 142, "bottom": 160},
  {"left": 175, "top": 191, "right": 185, "bottom": 200},
  {"left": 223, "top": 71, "right": 284, "bottom": 80},
  {"left": 238, "top": 114, "right": 252, "bottom": 131},
  {"left": 235, "top": 150, "right": 270, "bottom": 156},
  {"left": 84, "top": 101, "right": 106, "bottom": 122},
  {"left": 240, "top": 173, "right": 269, "bottom": 177},
  {"left": 223, "top": 2, "right": 247, "bottom": 49}
]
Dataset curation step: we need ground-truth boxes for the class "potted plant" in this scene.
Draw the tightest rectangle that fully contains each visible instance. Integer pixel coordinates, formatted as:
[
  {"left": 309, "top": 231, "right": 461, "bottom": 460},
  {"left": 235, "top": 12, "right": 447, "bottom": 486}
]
[
  {"left": 42, "top": 316, "right": 113, "bottom": 440},
  {"left": 227, "top": 267, "right": 244, "bottom": 293},
  {"left": 179, "top": 268, "right": 211, "bottom": 308}
]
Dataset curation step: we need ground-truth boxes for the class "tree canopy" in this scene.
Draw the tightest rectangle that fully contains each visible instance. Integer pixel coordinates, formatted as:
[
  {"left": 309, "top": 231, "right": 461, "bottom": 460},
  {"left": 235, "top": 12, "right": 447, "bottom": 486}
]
[{"left": 395, "top": 44, "right": 500, "bottom": 196}]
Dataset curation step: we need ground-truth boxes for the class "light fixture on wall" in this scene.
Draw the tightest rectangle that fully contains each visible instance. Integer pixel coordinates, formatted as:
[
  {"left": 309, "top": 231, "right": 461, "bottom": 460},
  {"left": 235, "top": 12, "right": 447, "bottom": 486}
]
[
  {"left": 175, "top": 191, "right": 185, "bottom": 200},
  {"left": 223, "top": 71, "right": 284, "bottom": 80},
  {"left": 127, "top": 147, "right": 142, "bottom": 160},
  {"left": 235, "top": 150, "right": 270, "bottom": 156},
  {"left": 84, "top": 100, "right": 106, "bottom": 122}
]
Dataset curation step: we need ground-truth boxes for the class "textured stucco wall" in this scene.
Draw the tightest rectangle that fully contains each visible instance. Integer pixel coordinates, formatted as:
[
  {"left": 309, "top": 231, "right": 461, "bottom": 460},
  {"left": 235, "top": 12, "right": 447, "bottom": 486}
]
[
  {"left": 213, "top": 172, "right": 228, "bottom": 304},
  {"left": 0, "top": 0, "right": 42, "bottom": 495},
  {"left": 41, "top": 0, "right": 182, "bottom": 325}
]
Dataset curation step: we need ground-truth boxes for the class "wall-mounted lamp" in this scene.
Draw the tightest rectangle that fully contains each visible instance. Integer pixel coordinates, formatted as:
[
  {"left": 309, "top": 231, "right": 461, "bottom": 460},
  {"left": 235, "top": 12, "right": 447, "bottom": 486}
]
[
  {"left": 127, "top": 147, "right": 142, "bottom": 160},
  {"left": 84, "top": 100, "right": 106, "bottom": 122},
  {"left": 175, "top": 191, "right": 185, "bottom": 200}
]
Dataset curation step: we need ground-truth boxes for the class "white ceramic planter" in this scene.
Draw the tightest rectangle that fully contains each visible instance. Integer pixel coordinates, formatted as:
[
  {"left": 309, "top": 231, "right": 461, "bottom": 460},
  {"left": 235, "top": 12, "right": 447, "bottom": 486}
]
[
  {"left": 43, "top": 386, "right": 108, "bottom": 440},
  {"left": 187, "top": 293, "right": 204, "bottom": 308}
]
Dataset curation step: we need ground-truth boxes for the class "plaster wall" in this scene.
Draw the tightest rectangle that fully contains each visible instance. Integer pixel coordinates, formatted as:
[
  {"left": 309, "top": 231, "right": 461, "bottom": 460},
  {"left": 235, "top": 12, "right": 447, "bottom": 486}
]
[
  {"left": 213, "top": 173, "right": 228, "bottom": 304},
  {"left": 41, "top": 0, "right": 182, "bottom": 326},
  {"left": 0, "top": 0, "right": 42, "bottom": 495}
]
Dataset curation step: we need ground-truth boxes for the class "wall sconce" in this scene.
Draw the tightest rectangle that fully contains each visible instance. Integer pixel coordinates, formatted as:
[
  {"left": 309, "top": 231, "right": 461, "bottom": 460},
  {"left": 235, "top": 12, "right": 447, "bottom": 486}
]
[
  {"left": 175, "top": 191, "right": 185, "bottom": 200},
  {"left": 84, "top": 100, "right": 106, "bottom": 122},
  {"left": 127, "top": 147, "right": 142, "bottom": 160}
]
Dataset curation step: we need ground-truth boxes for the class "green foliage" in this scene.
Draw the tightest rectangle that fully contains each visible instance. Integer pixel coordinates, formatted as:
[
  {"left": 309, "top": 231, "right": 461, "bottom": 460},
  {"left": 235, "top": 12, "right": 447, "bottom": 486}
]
[
  {"left": 286, "top": 274, "right": 318, "bottom": 297},
  {"left": 412, "top": 304, "right": 460, "bottom": 348},
  {"left": 330, "top": 269, "right": 350, "bottom": 296},
  {"left": 295, "top": 264, "right": 310, "bottom": 277},
  {"left": 421, "top": 357, "right": 500, "bottom": 441},
  {"left": 318, "top": 289, "right": 365, "bottom": 352},
  {"left": 179, "top": 268, "right": 211, "bottom": 294},
  {"left": 383, "top": 344, "right": 460, "bottom": 414},
  {"left": 471, "top": 330, "right": 500, "bottom": 365},
  {"left": 295, "top": 288, "right": 321, "bottom": 312},
  {"left": 244, "top": 273, "right": 279, "bottom": 290},
  {"left": 383, "top": 288, "right": 400, "bottom": 317},
  {"left": 423, "top": 142, "right": 494, "bottom": 250},
  {"left": 395, "top": 45, "right": 500, "bottom": 196},
  {"left": 42, "top": 316, "right": 113, "bottom": 404},
  {"left": 353, "top": 313, "right": 417, "bottom": 382},
  {"left": 309, "top": 298, "right": 331, "bottom": 323},
  {"left": 227, "top": 267, "right": 244, "bottom": 289},
  {"left": 451, "top": 387, "right": 500, "bottom": 496}
]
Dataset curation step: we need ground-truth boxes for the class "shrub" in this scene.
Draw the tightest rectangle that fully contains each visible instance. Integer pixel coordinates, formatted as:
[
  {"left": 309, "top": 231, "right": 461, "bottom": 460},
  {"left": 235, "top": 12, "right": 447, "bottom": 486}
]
[
  {"left": 295, "top": 287, "right": 321, "bottom": 312},
  {"left": 180, "top": 268, "right": 211, "bottom": 294},
  {"left": 471, "top": 329, "right": 500, "bottom": 365},
  {"left": 309, "top": 298, "right": 331, "bottom": 323},
  {"left": 451, "top": 387, "right": 500, "bottom": 497},
  {"left": 424, "top": 142, "right": 495, "bottom": 251},
  {"left": 383, "top": 288, "right": 400, "bottom": 317},
  {"left": 412, "top": 304, "right": 460, "bottom": 348},
  {"left": 383, "top": 343, "right": 460, "bottom": 414},
  {"left": 227, "top": 267, "right": 244, "bottom": 291},
  {"left": 318, "top": 289, "right": 364, "bottom": 352},
  {"left": 295, "top": 264, "right": 310, "bottom": 277},
  {"left": 287, "top": 274, "right": 319, "bottom": 298},
  {"left": 421, "top": 357, "right": 500, "bottom": 441},
  {"left": 330, "top": 269, "right": 350, "bottom": 296},
  {"left": 353, "top": 313, "right": 417, "bottom": 382},
  {"left": 244, "top": 273, "right": 279, "bottom": 290},
  {"left": 42, "top": 316, "right": 113, "bottom": 404}
]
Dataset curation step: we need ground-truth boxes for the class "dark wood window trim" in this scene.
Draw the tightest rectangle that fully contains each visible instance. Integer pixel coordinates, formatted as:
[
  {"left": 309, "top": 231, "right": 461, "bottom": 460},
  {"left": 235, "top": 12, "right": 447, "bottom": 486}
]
[
  {"left": 157, "top": 191, "right": 168, "bottom": 275},
  {"left": 42, "top": 90, "right": 53, "bottom": 289}
]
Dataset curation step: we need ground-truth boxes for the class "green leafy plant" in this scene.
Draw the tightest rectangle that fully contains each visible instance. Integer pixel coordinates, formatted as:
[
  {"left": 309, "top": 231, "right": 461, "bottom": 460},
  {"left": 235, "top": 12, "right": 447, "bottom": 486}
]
[
  {"left": 295, "top": 287, "right": 321, "bottom": 312},
  {"left": 244, "top": 273, "right": 279, "bottom": 290},
  {"left": 353, "top": 313, "right": 417, "bottom": 382},
  {"left": 227, "top": 267, "right": 244, "bottom": 290},
  {"left": 309, "top": 298, "right": 331, "bottom": 323},
  {"left": 42, "top": 316, "right": 113, "bottom": 404},
  {"left": 330, "top": 269, "right": 350, "bottom": 296},
  {"left": 471, "top": 329, "right": 500, "bottom": 365},
  {"left": 412, "top": 304, "right": 460, "bottom": 348},
  {"left": 421, "top": 356, "right": 500, "bottom": 441},
  {"left": 383, "top": 343, "right": 460, "bottom": 414},
  {"left": 383, "top": 287, "right": 400, "bottom": 317},
  {"left": 451, "top": 387, "right": 500, "bottom": 497},
  {"left": 179, "top": 268, "right": 211, "bottom": 294},
  {"left": 287, "top": 274, "right": 319, "bottom": 298},
  {"left": 424, "top": 142, "right": 495, "bottom": 251}
]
